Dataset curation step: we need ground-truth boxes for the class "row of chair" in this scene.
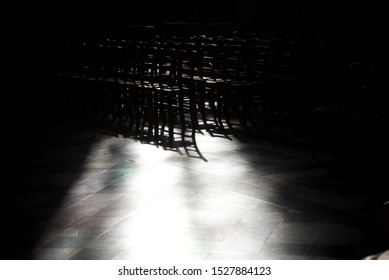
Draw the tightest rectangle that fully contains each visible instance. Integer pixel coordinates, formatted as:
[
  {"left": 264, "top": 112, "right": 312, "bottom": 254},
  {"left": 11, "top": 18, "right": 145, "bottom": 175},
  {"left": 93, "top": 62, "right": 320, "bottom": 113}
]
[
  {"left": 51, "top": 32, "right": 278, "bottom": 157},
  {"left": 49, "top": 25, "right": 387, "bottom": 161}
]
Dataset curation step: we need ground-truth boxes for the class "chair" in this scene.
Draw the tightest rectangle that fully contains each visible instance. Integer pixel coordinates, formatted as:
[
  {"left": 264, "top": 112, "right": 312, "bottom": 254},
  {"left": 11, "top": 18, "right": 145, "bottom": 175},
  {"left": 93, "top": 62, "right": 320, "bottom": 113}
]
[
  {"left": 132, "top": 41, "right": 160, "bottom": 143},
  {"left": 310, "top": 60, "right": 382, "bottom": 167},
  {"left": 195, "top": 36, "right": 225, "bottom": 131},
  {"left": 176, "top": 45, "right": 207, "bottom": 160},
  {"left": 154, "top": 42, "right": 204, "bottom": 158}
]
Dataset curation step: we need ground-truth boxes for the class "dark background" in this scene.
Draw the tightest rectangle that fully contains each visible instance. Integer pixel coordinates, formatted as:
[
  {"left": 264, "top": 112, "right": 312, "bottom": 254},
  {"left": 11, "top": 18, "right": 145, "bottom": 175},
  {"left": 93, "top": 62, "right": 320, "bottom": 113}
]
[
  {"left": 16, "top": 1, "right": 387, "bottom": 33},
  {"left": 9, "top": 0, "right": 388, "bottom": 145}
]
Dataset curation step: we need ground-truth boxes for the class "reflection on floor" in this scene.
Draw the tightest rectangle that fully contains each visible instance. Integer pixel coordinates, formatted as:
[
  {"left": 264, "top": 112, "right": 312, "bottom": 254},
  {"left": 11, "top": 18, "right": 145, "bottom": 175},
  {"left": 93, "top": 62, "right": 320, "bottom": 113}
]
[{"left": 5, "top": 112, "right": 388, "bottom": 260}]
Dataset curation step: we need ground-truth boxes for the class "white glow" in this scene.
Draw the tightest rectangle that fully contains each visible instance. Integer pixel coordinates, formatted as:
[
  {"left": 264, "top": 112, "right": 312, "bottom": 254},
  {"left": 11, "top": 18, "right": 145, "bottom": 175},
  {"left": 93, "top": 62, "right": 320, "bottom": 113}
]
[{"left": 33, "top": 133, "right": 285, "bottom": 260}]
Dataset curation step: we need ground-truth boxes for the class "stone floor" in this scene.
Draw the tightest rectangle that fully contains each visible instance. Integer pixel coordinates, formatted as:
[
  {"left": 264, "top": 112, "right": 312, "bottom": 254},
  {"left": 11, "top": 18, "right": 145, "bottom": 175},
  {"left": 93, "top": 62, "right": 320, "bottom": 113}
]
[{"left": 4, "top": 104, "right": 388, "bottom": 260}]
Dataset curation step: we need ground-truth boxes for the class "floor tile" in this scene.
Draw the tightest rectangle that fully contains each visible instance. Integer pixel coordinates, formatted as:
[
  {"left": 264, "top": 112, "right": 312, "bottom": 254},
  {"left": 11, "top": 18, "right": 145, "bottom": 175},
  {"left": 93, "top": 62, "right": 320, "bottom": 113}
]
[{"left": 7, "top": 105, "right": 386, "bottom": 261}]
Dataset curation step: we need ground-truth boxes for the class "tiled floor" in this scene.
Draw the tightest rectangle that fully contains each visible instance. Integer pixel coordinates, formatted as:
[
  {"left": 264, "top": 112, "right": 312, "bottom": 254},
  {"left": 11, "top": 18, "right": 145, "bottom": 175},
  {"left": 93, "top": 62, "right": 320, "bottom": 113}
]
[{"left": 5, "top": 105, "right": 388, "bottom": 260}]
